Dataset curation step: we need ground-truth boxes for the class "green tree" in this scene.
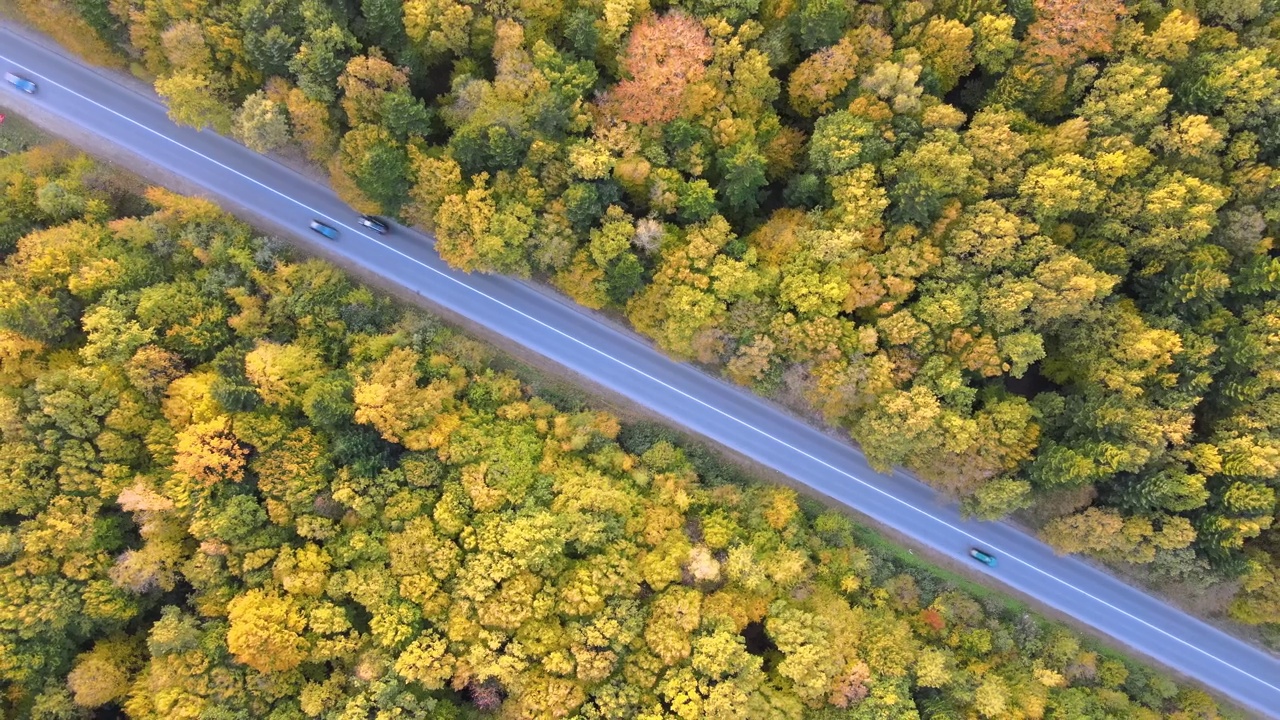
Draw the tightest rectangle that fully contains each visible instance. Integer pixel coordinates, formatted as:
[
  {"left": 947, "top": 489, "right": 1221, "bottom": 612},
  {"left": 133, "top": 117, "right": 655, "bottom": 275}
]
[
  {"left": 240, "top": 0, "right": 301, "bottom": 79},
  {"left": 337, "top": 51, "right": 410, "bottom": 126},
  {"left": 234, "top": 91, "right": 291, "bottom": 153},
  {"left": 715, "top": 141, "right": 768, "bottom": 219},
  {"left": 154, "top": 74, "right": 234, "bottom": 133},
  {"left": 973, "top": 14, "right": 1017, "bottom": 73},
  {"left": 808, "top": 111, "right": 889, "bottom": 176},
  {"left": 1077, "top": 59, "right": 1171, "bottom": 138},
  {"left": 290, "top": 23, "right": 360, "bottom": 104},
  {"left": 888, "top": 130, "right": 987, "bottom": 225},
  {"left": 796, "top": 0, "right": 851, "bottom": 52},
  {"left": 332, "top": 125, "right": 411, "bottom": 214}
]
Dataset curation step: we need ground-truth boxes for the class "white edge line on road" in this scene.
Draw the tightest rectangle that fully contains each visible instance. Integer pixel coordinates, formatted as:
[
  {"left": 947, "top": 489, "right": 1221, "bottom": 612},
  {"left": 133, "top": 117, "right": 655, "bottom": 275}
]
[{"left": 4, "top": 46, "right": 1278, "bottom": 700}]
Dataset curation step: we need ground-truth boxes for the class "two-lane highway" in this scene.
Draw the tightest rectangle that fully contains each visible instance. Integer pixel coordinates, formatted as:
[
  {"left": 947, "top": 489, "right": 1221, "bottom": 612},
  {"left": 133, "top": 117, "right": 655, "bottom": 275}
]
[{"left": 3, "top": 25, "right": 1278, "bottom": 717}]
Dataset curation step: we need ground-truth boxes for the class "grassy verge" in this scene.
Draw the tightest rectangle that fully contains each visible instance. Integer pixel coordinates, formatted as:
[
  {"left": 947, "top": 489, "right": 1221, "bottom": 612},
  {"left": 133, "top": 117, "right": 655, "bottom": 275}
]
[
  {"left": 849, "top": 520, "right": 1026, "bottom": 611},
  {"left": 0, "top": 107, "right": 49, "bottom": 155}
]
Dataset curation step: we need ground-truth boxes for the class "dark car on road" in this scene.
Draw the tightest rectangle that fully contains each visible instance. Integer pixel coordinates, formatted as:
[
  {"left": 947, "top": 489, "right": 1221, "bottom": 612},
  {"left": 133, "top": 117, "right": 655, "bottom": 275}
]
[
  {"left": 309, "top": 220, "right": 338, "bottom": 240},
  {"left": 4, "top": 72, "right": 37, "bottom": 93},
  {"left": 358, "top": 215, "right": 389, "bottom": 234},
  {"left": 969, "top": 548, "right": 998, "bottom": 568}
]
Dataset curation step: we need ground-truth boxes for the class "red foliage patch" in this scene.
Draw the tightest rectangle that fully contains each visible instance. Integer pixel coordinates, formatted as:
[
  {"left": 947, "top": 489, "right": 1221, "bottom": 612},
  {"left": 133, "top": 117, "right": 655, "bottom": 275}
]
[
  {"left": 920, "top": 607, "right": 947, "bottom": 633},
  {"left": 604, "top": 12, "right": 713, "bottom": 125},
  {"left": 1026, "top": 0, "right": 1126, "bottom": 68}
]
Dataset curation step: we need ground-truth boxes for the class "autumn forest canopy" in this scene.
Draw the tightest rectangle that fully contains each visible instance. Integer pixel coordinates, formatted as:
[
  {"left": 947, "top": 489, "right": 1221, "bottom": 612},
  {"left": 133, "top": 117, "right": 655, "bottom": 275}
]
[
  {"left": 32, "top": 0, "right": 1280, "bottom": 616},
  {"left": 9, "top": 0, "right": 1280, "bottom": 662},
  {"left": 0, "top": 143, "right": 1248, "bottom": 719}
]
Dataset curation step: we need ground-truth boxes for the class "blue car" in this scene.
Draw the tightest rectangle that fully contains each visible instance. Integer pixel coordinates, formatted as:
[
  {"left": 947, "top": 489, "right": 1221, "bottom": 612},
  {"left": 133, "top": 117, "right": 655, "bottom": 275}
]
[
  {"left": 4, "top": 72, "right": 37, "bottom": 94},
  {"left": 309, "top": 220, "right": 338, "bottom": 240},
  {"left": 969, "top": 548, "right": 998, "bottom": 568}
]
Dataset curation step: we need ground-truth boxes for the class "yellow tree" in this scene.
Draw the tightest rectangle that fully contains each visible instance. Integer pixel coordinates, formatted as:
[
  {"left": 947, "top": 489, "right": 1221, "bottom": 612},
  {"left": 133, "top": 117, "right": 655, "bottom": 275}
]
[
  {"left": 337, "top": 51, "right": 410, "bottom": 126},
  {"left": 1230, "top": 557, "right": 1280, "bottom": 626},
  {"left": 764, "top": 598, "right": 850, "bottom": 707},
  {"left": 405, "top": 148, "right": 463, "bottom": 231},
  {"left": 243, "top": 340, "right": 326, "bottom": 409},
  {"left": 913, "top": 17, "right": 974, "bottom": 93},
  {"left": 973, "top": 13, "right": 1018, "bottom": 73},
  {"left": 160, "top": 20, "right": 213, "bottom": 75},
  {"left": 226, "top": 589, "right": 310, "bottom": 673},
  {"left": 252, "top": 427, "right": 333, "bottom": 523},
  {"left": 644, "top": 587, "right": 703, "bottom": 666},
  {"left": 234, "top": 91, "right": 291, "bottom": 154},
  {"left": 787, "top": 36, "right": 859, "bottom": 118},
  {"left": 433, "top": 176, "right": 497, "bottom": 273},
  {"left": 403, "top": 0, "right": 474, "bottom": 57},
  {"left": 1040, "top": 506, "right": 1176, "bottom": 563},
  {"left": 973, "top": 674, "right": 1010, "bottom": 718},
  {"left": 395, "top": 630, "right": 456, "bottom": 689},
  {"left": 964, "top": 107, "right": 1031, "bottom": 195},
  {"left": 627, "top": 217, "right": 744, "bottom": 359},
  {"left": 171, "top": 416, "right": 248, "bottom": 485},
  {"left": 67, "top": 636, "right": 142, "bottom": 708},
  {"left": 353, "top": 346, "right": 464, "bottom": 451},
  {"left": 285, "top": 86, "right": 338, "bottom": 162}
]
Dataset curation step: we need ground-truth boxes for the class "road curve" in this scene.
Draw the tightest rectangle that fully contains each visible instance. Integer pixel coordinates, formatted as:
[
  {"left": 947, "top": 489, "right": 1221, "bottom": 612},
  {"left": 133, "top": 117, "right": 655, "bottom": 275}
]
[{"left": 3, "top": 25, "right": 1278, "bottom": 717}]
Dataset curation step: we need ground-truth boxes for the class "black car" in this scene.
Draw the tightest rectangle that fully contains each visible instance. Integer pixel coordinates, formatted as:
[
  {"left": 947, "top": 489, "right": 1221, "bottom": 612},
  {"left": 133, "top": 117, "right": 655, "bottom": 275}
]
[
  {"left": 358, "top": 215, "right": 389, "bottom": 234},
  {"left": 309, "top": 220, "right": 338, "bottom": 240}
]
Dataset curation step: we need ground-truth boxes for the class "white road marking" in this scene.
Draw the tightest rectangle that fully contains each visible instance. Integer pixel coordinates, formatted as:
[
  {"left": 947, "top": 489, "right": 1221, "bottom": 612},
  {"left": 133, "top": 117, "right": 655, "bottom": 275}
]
[{"left": 3, "top": 41, "right": 1278, "bottom": 699}]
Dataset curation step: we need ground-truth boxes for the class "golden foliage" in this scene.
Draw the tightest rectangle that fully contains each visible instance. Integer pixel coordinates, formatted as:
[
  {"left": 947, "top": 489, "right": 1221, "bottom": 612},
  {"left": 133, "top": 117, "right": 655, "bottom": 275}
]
[
  {"left": 14, "top": 0, "right": 125, "bottom": 68},
  {"left": 171, "top": 415, "right": 249, "bottom": 485},
  {"left": 226, "top": 589, "right": 310, "bottom": 673}
]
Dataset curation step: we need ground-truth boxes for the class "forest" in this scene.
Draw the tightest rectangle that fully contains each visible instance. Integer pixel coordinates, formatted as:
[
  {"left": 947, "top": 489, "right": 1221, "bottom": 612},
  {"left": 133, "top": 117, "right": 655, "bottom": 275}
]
[
  {"left": 10, "top": 0, "right": 1280, "bottom": 644},
  {"left": 0, "top": 140, "right": 1246, "bottom": 719}
]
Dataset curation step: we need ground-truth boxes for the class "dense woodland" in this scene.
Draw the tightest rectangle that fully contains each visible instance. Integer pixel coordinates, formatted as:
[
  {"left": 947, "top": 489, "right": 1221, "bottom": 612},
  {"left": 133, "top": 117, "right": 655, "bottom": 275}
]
[
  {"left": 0, "top": 142, "right": 1246, "bottom": 719},
  {"left": 12, "top": 0, "right": 1280, "bottom": 633}
]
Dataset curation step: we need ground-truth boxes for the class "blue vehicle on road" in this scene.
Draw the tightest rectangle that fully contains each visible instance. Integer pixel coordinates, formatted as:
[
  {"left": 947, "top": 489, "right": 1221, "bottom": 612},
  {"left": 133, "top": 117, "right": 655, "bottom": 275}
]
[
  {"left": 4, "top": 72, "right": 37, "bottom": 93},
  {"left": 309, "top": 220, "right": 338, "bottom": 240},
  {"left": 969, "top": 548, "right": 998, "bottom": 568}
]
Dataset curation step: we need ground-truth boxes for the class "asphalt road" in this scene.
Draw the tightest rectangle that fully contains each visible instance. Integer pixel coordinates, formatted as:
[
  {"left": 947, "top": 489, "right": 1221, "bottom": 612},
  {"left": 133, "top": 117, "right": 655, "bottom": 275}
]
[{"left": 3, "top": 25, "right": 1279, "bottom": 717}]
